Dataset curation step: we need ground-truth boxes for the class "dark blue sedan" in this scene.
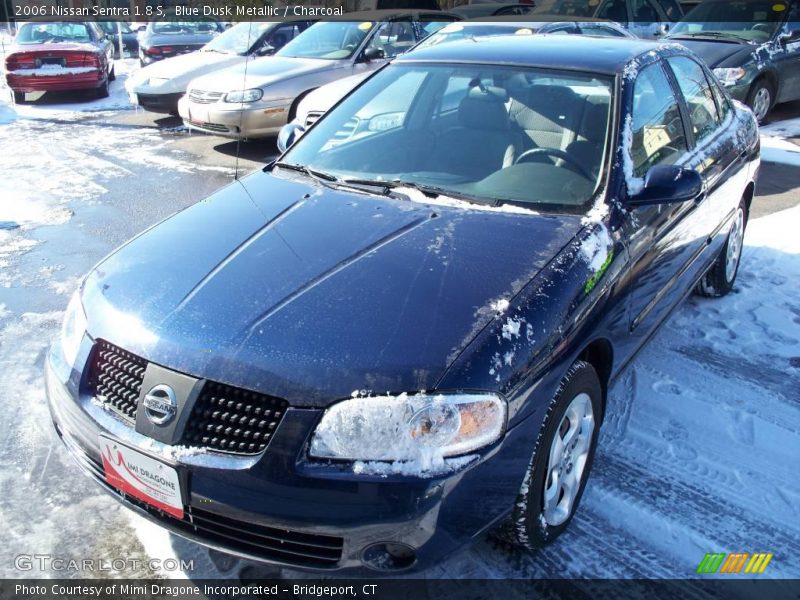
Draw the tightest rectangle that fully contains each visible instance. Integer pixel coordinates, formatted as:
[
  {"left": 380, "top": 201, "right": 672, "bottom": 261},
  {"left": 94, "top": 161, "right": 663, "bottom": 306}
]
[{"left": 46, "top": 35, "right": 759, "bottom": 573}]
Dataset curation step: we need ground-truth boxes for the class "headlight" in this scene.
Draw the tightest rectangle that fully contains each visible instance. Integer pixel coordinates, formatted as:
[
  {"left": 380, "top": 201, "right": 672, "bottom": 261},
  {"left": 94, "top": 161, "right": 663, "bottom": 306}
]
[
  {"left": 713, "top": 67, "right": 746, "bottom": 86},
  {"left": 224, "top": 88, "right": 263, "bottom": 103},
  {"left": 60, "top": 291, "right": 86, "bottom": 368},
  {"left": 309, "top": 392, "right": 506, "bottom": 462}
]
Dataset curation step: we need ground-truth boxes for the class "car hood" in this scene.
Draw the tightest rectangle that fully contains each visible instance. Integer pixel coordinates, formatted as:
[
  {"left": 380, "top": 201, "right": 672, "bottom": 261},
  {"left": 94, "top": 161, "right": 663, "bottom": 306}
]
[
  {"left": 299, "top": 72, "right": 369, "bottom": 117},
  {"left": 189, "top": 56, "right": 345, "bottom": 92},
  {"left": 129, "top": 51, "right": 245, "bottom": 92},
  {"left": 83, "top": 172, "right": 582, "bottom": 406},
  {"left": 667, "top": 37, "right": 756, "bottom": 68}
]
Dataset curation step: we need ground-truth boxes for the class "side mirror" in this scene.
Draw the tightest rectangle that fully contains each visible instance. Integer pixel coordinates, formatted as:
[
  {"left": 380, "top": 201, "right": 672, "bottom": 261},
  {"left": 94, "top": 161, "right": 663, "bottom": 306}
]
[
  {"left": 779, "top": 28, "right": 800, "bottom": 45},
  {"left": 627, "top": 165, "right": 703, "bottom": 206},
  {"left": 361, "top": 47, "right": 385, "bottom": 62},
  {"left": 277, "top": 122, "right": 305, "bottom": 153},
  {"left": 255, "top": 43, "right": 275, "bottom": 57}
]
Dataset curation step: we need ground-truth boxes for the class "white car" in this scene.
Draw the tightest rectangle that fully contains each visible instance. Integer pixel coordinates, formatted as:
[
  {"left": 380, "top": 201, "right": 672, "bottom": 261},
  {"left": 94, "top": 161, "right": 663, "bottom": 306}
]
[
  {"left": 292, "top": 72, "right": 370, "bottom": 129},
  {"left": 125, "top": 20, "right": 314, "bottom": 114}
]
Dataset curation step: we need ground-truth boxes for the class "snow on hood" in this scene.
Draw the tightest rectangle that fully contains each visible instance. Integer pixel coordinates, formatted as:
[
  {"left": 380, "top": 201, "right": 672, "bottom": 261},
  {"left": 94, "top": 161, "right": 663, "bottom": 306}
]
[
  {"left": 82, "top": 172, "right": 583, "bottom": 406},
  {"left": 187, "top": 56, "right": 345, "bottom": 93}
]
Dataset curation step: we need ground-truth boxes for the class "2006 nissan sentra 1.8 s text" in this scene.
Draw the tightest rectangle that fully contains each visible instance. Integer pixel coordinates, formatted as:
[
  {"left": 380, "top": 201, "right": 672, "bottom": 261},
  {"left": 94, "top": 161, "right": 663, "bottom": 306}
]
[{"left": 46, "top": 35, "right": 759, "bottom": 573}]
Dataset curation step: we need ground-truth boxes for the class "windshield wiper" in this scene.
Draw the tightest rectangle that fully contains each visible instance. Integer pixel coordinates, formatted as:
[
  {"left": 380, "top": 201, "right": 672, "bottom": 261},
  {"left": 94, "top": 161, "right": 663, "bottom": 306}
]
[
  {"left": 342, "top": 178, "right": 493, "bottom": 205},
  {"left": 273, "top": 162, "right": 339, "bottom": 188},
  {"left": 673, "top": 31, "right": 751, "bottom": 43}
]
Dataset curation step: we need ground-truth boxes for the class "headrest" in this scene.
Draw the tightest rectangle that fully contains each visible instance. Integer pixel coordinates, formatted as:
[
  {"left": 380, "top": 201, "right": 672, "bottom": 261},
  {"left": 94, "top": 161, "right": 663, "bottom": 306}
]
[
  {"left": 458, "top": 86, "right": 509, "bottom": 130},
  {"left": 582, "top": 101, "right": 610, "bottom": 142}
]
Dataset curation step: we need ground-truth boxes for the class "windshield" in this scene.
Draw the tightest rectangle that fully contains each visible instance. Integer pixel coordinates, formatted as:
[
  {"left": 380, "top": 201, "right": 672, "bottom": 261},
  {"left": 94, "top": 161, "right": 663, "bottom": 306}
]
[
  {"left": 416, "top": 23, "right": 539, "bottom": 49},
  {"left": 16, "top": 22, "right": 92, "bottom": 44},
  {"left": 98, "top": 22, "right": 132, "bottom": 35},
  {"left": 203, "top": 21, "right": 274, "bottom": 55},
  {"left": 281, "top": 63, "right": 612, "bottom": 212},
  {"left": 671, "top": 1, "right": 785, "bottom": 41},
  {"left": 152, "top": 21, "right": 219, "bottom": 35},
  {"left": 277, "top": 21, "right": 375, "bottom": 60}
]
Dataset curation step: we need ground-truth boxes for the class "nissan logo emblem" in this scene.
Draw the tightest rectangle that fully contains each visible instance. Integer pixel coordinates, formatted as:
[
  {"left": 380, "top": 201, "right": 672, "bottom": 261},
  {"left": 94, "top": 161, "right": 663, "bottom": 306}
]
[{"left": 143, "top": 384, "right": 177, "bottom": 425}]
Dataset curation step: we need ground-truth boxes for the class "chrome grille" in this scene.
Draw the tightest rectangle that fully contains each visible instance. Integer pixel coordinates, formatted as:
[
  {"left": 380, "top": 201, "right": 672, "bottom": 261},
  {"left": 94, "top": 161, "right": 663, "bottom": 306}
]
[
  {"left": 87, "top": 340, "right": 146, "bottom": 422},
  {"left": 188, "top": 89, "right": 223, "bottom": 104}
]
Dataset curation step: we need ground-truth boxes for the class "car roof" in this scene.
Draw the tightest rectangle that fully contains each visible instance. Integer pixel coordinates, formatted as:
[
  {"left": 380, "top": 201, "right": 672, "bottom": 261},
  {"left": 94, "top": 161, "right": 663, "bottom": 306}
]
[{"left": 396, "top": 33, "right": 668, "bottom": 74}]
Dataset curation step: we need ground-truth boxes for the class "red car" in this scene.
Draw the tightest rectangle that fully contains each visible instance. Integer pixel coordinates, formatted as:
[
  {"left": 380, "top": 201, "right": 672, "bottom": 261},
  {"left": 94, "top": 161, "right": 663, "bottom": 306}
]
[{"left": 4, "top": 21, "right": 115, "bottom": 103}]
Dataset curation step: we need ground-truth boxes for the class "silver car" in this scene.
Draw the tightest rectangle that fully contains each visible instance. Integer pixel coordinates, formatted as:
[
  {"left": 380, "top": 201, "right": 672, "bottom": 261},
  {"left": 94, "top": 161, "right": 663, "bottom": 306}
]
[{"left": 177, "top": 10, "right": 460, "bottom": 139}]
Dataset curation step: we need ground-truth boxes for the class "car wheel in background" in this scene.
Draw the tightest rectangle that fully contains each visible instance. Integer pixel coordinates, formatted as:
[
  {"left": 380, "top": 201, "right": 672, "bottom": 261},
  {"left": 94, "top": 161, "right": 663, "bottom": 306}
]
[
  {"left": 746, "top": 78, "right": 774, "bottom": 123},
  {"left": 696, "top": 200, "right": 747, "bottom": 298},
  {"left": 96, "top": 79, "right": 110, "bottom": 99},
  {"left": 493, "top": 360, "right": 602, "bottom": 549},
  {"left": 12, "top": 91, "right": 25, "bottom": 104},
  {"left": 109, "top": 63, "right": 116, "bottom": 82}
]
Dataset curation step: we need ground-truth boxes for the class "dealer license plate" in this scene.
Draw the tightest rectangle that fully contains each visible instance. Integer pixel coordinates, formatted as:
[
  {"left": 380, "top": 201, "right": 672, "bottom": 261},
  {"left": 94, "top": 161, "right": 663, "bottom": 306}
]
[{"left": 100, "top": 436, "right": 183, "bottom": 519}]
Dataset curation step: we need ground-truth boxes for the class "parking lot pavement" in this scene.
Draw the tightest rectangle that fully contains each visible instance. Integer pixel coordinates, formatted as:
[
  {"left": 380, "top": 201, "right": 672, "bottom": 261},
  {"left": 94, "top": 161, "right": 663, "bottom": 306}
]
[{"left": 0, "top": 91, "right": 798, "bottom": 580}]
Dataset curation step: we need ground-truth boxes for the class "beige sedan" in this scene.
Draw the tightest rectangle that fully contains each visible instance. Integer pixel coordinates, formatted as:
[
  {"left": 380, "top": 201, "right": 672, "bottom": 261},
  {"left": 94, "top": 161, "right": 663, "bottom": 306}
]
[{"left": 178, "top": 10, "right": 459, "bottom": 139}]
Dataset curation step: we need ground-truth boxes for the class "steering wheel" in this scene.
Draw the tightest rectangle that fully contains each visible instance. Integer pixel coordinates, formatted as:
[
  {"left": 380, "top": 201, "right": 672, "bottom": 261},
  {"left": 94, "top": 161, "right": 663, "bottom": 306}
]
[
  {"left": 514, "top": 147, "right": 594, "bottom": 181},
  {"left": 751, "top": 23, "right": 771, "bottom": 33}
]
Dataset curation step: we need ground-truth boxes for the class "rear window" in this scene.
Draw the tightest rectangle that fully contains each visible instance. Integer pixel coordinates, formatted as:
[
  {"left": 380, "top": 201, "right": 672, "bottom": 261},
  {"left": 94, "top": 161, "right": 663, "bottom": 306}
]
[{"left": 16, "top": 22, "right": 92, "bottom": 44}]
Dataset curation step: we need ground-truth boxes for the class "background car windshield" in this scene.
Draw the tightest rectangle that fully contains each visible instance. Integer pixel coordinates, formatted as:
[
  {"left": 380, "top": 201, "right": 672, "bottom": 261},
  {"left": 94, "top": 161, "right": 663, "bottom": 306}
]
[
  {"left": 152, "top": 21, "right": 218, "bottom": 34},
  {"left": 16, "top": 23, "right": 92, "bottom": 44},
  {"left": 203, "top": 22, "right": 273, "bottom": 54},
  {"left": 671, "top": 0, "right": 784, "bottom": 41},
  {"left": 277, "top": 21, "right": 375, "bottom": 60},
  {"left": 282, "top": 63, "right": 612, "bottom": 211},
  {"left": 98, "top": 22, "right": 132, "bottom": 35},
  {"left": 416, "top": 24, "right": 533, "bottom": 49},
  {"left": 528, "top": 0, "right": 599, "bottom": 17}
]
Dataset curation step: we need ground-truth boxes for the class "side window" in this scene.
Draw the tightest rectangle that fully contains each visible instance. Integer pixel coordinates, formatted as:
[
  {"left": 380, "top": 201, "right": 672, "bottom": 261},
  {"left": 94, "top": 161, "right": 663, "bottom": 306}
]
[
  {"left": 630, "top": 63, "right": 688, "bottom": 177},
  {"left": 709, "top": 76, "right": 731, "bottom": 121},
  {"left": 596, "top": 0, "right": 630, "bottom": 23},
  {"left": 438, "top": 75, "right": 472, "bottom": 115},
  {"left": 632, "top": 0, "right": 660, "bottom": 22},
  {"left": 654, "top": 0, "right": 682, "bottom": 20},
  {"left": 667, "top": 56, "right": 720, "bottom": 142},
  {"left": 267, "top": 24, "right": 299, "bottom": 51},
  {"left": 366, "top": 20, "right": 416, "bottom": 58}
]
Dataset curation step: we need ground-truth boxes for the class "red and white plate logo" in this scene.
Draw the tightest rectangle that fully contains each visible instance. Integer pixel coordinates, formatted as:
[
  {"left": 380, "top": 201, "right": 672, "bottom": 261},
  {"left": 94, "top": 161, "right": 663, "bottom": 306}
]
[{"left": 100, "top": 436, "right": 184, "bottom": 519}]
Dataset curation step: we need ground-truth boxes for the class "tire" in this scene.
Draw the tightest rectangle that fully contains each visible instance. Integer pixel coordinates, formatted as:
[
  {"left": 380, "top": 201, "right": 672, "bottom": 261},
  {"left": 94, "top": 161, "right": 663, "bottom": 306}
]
[
  {"left": 108, "top": 63, "right": 116, "bottom": 82},
  {"left": 12, "top": 91, "right": 25, "bottom": 104},
  {"left": 493, "top": 360, "right": 602, "bottom": 549},
  {"left": 96, "top": 79, "right": 110, "bottom": 99},
  {"left": 746, "top": 78, "right": 774, "bottom": 124},
  {"left": 695, "top": 200, "right": 747, "bottom": 298}
]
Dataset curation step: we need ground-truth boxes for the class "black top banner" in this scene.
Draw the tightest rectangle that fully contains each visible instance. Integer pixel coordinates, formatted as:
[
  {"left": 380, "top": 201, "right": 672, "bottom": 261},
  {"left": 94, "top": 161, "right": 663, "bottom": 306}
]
[{"left": 3, "top": 0, "right": 796, "bottom": 22}]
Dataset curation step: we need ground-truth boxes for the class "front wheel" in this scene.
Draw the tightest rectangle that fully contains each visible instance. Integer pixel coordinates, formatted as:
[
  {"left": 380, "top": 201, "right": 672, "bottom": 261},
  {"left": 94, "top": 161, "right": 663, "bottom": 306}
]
[
  {"left": 493, "top": 360, "right": 602, "bottom": 549},
  {"left": 696, "top": 201, "right": 747, "bottom": 298},
  {"left": 746, "top": 79, "right": 773, "bottom": 123},
  {"left": 96, "top": 79, "right": 110, "bottom": 99}
]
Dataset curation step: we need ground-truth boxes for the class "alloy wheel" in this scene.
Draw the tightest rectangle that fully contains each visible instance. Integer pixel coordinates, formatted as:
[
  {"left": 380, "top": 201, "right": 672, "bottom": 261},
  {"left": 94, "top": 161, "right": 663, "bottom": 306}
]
[
  {"left": 543, "top": 392, "right": 595, "bottom": 526},
  {"left": 726, "top": 207, "right": 745, "bottom": 283},
  {"left": 751, "top": 87, "right": 771, "bottom": 122}
]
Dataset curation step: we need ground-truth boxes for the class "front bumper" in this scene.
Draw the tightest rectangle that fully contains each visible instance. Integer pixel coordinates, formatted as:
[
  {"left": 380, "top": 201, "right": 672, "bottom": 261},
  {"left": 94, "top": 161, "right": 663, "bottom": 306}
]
[
  {"left": 177, "top": 95, "right": 292, "bottom": 139},
  {"left": 45, "top": 341, "right": 534, "bottom": 574},
  {"left": 131, "top": 91, "right": 184, "bottom": 114}
]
